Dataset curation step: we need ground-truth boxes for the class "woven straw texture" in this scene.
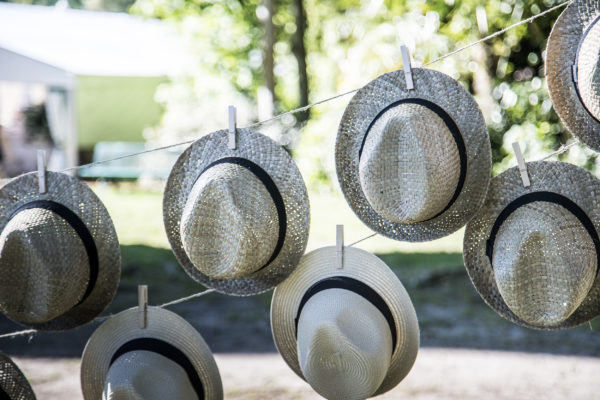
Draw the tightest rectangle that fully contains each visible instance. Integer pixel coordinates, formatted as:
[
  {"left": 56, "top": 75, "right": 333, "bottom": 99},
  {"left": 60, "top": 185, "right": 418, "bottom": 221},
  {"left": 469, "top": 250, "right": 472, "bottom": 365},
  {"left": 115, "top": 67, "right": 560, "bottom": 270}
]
[
  {"left": 493, "top": 203, "right": 596, "bottom": 327},
  {"left": 80, "top": 306, "right": 223, "bottom": 400},
  {"left": 358, "top": 103, "right": 461, "bottom": 224},
  {"left": 546, "top": 0, "right": 600, "bottom": 151},
  {"left": 0, "top": 172, "right": 120, "bottom": 331},
  {"left": 296, "top": 289, "right": 393, "bottom": 400},
  {"left": 271, "top": 246, "right": 419, "bottom": 397},
  {"left": 164, "top": 129, "right": 310, "bottom": 296},
  {"left": 336, "top": 68, "right": 491, "bottom": 242},
  {"left": 0, "top": 352, "right": 36, "bottom": 400},
  {"left": 463, "top": 161, "right": 600, "bottom": 330},
  {"left": 180, "top": 163, "right": 279, "bottom": 279},
  {"left": 103, "top": 351, "right": 198, "bottom": 400}
]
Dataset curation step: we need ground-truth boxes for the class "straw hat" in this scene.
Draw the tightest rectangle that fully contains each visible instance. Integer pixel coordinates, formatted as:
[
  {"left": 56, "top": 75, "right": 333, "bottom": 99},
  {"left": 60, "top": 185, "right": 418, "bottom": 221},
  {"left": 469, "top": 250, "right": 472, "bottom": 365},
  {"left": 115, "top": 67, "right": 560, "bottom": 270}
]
[
  {"left": 163, "top": 128, "right": 310, "bottom": 296},
  {"left": 463, "top": 161, "right": 600, "bottom": 330},
  {"left": 546, "top": 0, "right": 600, "bottom": 151},
  {"left": 80, "top": 306, "right": 223, "bottom": 400},
  {"left": 0, "top": 171, "right": 120, "bottom": 330},
  {"left": 271, "top": 246, "right": 419, "bottom": 399},
  {"left": 336, "top": 68, "right": 491, "bottom": 242},
  {"left": 0, "top": 352, "right": 36, "bottom": 399}
]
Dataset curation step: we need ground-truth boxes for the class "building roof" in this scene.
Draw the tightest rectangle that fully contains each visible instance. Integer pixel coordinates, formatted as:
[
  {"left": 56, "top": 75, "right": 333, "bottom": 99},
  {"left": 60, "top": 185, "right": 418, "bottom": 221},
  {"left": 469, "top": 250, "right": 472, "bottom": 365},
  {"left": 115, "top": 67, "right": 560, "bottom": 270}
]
[{"left": 0, "top": 2, "right": 184, "bottom": 77}]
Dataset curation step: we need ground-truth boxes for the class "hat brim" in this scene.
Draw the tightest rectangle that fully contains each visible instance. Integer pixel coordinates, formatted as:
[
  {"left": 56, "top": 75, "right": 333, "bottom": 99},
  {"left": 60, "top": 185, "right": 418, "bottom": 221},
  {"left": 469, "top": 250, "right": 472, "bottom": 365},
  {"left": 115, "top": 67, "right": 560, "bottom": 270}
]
[
  {"left": 80, "top": 306, "right": 223, "bottom": 400},
  {"left": 546, "top": 0, "right": 600, "bottom": 151},
  {"left": 0, "top": 352, "right": 36, "bottom": 399},
  {"left": 336, "top": 68, "right": 492, "bottom": 241},
  {"left": 463, "top": 161, "right": 600, "bottom": 329},
  {"left": 0, "top": 171, "right": 120, "bottom": 331},
  {"left": 270, "top": 246, "right": 419, "bottom": 396},
  {"left": 163, "top": 129, "right": 310, "bottom": 296}
]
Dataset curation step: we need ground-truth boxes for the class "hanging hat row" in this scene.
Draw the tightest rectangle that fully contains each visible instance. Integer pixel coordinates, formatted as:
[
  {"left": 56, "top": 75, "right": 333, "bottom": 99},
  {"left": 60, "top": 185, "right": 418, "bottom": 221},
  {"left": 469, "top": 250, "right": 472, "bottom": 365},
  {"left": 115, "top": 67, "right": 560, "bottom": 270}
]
[{"left": 2, "top": 1, "right": 600, "bottom": 399}]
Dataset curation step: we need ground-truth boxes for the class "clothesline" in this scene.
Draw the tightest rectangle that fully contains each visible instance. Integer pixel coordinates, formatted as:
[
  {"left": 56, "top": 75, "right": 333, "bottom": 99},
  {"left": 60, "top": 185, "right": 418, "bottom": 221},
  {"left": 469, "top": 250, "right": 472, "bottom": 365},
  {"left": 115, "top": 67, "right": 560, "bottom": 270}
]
[
  {"left": 59, "top": 0, "right": 572, "bottom": 174},
  {"left": 0, "top": 288, "right": 217, "bottom": 339},
  {"left": 0, "top": 0, "right": 575, "bottom": 341}
]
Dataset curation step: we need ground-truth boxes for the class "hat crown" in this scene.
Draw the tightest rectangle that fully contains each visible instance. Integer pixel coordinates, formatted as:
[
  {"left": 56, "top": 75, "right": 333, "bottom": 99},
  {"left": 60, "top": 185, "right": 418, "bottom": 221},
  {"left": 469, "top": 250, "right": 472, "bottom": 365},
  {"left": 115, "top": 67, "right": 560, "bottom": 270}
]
[
  {"left": 576, "top": 19, "right": 600, "bottom": 121},
  {"left": 296, "top": 289, "right": 392, "bottom": 400},
  {"left": 180, "top": 162, "right": 279, "bottom": 279},
  {"left": 103, "top": 351, "right": 198, "bottom": 400},
  {"left": 493, "top": 202, "right": 597, "bottom": 327},
  {"left": 0, "top": 207, "right": 88, "bottom": 324},
  {"left": 358, "top": 103, "right": 460, "bottom": 223}
]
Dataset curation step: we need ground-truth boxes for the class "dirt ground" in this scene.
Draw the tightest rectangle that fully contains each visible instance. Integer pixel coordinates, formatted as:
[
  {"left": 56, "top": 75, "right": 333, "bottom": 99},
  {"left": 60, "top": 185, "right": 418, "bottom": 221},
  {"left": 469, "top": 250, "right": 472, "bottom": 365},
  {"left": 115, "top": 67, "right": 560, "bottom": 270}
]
[{"left": 14, "top": 348, "right": 600, "bottom": 399}]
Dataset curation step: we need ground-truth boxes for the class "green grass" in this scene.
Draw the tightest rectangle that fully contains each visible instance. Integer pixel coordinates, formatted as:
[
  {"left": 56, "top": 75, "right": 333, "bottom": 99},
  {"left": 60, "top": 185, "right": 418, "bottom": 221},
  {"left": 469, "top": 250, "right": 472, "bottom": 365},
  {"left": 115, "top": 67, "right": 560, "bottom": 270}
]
[
  {"left": 90, "top": 182, "right": 169, "bottom": 248},
  {"left": 307, "top": 189, "right": 464, "bottom": 253}
]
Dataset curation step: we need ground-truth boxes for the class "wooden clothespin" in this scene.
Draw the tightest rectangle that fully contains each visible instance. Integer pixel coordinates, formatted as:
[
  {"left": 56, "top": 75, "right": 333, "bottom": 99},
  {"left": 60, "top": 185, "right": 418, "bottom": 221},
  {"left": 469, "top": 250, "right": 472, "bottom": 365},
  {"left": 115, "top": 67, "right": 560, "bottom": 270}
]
[
  {"left": 37, "top": 150, "right": 47, "bottom": 194},
  {"left": 400, "top": 45, "right": 414, "bottom": 91},
  {"left": 512, "top": 142, "right": 530, "bottom": 187},
  {"left": 228, "top": 105, "right": 237, "bottom": 150},
  {"left": 138, "top": 285, "right": 148, "bottom": 329},
  {"left": 336, "top": 224, "right": 344, "bottom": 269}
]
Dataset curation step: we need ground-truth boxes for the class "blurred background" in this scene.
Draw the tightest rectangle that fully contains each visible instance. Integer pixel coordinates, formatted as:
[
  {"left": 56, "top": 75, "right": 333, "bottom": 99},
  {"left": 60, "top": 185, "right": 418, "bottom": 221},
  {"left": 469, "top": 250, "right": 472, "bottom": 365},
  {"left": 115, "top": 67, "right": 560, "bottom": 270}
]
[{"left": 0, "top": 0, "right": 599, "bottom": 398}]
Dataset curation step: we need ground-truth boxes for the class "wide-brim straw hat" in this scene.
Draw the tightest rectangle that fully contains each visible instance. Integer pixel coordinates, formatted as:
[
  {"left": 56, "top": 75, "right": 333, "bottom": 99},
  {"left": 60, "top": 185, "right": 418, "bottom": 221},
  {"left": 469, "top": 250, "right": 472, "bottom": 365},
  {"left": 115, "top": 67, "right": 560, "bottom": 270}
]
[
  {"left": 80, "top": 306, "right": 223, "bottom": 400},
  {"left": 336, "top": 68, "right": 492, "bottom": 241},
  {"left": 463, "top": 161, "right": 600, "bottom": 329},
  {"left": 0, "top": 171, "right": 120, "bottom": 331},
  {"left": 546, "top": 0, "right": 600, "bottom": 151},
  {"left": 0, "top": 352, "right": 36, "bottom": 399},
  {"left": 164, "top": 128, "right": 310, "bottom": 296},
  {"left": 271, "top": 246, "right": 419, "bottom": 398}
]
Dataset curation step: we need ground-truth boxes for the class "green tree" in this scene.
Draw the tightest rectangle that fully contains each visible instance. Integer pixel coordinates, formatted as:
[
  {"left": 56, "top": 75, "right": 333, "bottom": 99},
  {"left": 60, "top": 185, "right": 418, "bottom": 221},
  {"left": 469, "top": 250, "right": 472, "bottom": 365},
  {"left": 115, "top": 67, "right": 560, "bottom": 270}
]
[{"left": 132, "top": 0, "right": 592, "bottom": 190}]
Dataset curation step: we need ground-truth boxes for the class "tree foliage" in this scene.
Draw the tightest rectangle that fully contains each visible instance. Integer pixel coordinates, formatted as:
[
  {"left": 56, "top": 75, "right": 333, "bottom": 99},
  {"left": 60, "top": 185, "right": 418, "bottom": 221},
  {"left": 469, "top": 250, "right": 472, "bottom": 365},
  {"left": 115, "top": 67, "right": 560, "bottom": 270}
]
[{"left": 131, "top": 0, "right": 594, "bottom": 189}]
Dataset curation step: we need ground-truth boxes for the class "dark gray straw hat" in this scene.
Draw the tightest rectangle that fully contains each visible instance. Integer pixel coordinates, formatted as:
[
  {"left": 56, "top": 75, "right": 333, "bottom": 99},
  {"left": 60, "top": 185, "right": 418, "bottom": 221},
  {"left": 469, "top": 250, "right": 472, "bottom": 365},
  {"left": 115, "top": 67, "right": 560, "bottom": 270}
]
[
  {"left": 163, "top": 128, "right": 310, "bottom": 296},
  {"left": 464, "top": 161, "right": 600, "bottom": 330},
  {"left": 0, "top": 171, "right": 120, "bottom": 331},
  {"left": 336, "top": 68, "right": 492, "bottom": 242},
  {"left": 546, "top": 0, "right": 600, "bottom": 151}
]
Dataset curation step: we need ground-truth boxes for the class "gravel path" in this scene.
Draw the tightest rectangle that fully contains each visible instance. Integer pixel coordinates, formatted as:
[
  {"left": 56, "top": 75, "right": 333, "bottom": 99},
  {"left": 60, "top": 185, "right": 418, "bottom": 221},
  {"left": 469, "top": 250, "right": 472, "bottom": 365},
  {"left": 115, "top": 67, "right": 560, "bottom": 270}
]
[{"left": 14, "top": 348, "right": 600, "bottom": 399}]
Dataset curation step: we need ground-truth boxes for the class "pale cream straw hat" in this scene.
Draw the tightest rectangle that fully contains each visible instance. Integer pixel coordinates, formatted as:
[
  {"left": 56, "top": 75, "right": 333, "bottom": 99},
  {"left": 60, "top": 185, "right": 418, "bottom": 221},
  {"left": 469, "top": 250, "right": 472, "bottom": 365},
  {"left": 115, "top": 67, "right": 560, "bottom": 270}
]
[
  {"left": 463, "top": 161, "right": 600, "bottom": 329},
  {"left": 163, "top": 128, "right": 310, "bottom": 296},
  {"left": 80, "top": 306, "right": 223, "bottom": 400},
  {"left": 0, "top": 352, "right": 36, "bottom": 400},
  {"left": 271, "top": 246, "right": 419, "bottom": 399},
  {"left": 0, "top": 171, "right": 120, "bottom": 330},
  {"left": 336, "top": 68, "right": 492, "bottom": 241},
  {"left": 547, "top": 0, "right": 600, "bottom": 151}
]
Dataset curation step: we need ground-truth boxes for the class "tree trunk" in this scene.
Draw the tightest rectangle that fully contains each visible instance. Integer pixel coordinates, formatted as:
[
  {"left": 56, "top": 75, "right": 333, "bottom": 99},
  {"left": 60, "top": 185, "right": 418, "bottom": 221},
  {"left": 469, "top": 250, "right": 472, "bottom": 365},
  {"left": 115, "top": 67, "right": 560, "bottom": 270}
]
[
  {"left": 263, "top": 0, "right": 276, "bottom": 114},
  {"left": 471, "top": 43, "right": 494, "bottom": 123},
  {"left": 292, "top": 0, "right": 309, "bottom": 124}
]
